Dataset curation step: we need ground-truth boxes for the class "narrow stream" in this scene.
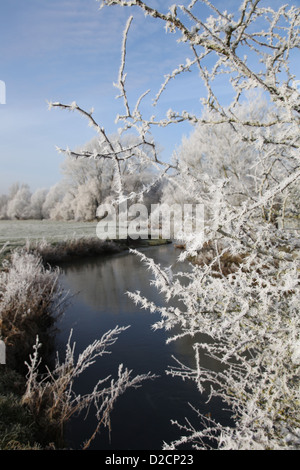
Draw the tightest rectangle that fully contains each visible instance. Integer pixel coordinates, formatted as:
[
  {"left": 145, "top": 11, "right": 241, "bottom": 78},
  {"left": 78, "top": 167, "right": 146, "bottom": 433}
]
[{"left": 56, "top": 243, "right": 230, "bottom": 450}]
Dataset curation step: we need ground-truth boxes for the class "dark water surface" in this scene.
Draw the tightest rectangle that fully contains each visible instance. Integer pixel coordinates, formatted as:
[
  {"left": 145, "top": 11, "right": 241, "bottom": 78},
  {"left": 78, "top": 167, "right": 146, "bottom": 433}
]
[{"left": 56, "top": 244, "right": 229, "bottom": 450}]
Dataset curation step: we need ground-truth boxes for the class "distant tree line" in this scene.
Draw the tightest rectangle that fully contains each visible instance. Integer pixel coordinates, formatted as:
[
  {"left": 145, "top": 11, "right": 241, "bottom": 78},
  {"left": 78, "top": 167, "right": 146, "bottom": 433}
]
[{"left": 0, "top": 135, "right": 164, "bottom": 222}]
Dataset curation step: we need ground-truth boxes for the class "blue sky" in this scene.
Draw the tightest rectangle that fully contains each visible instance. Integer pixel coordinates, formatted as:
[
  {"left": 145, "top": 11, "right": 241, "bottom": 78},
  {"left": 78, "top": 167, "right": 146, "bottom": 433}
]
[{"left": 0, "top": 0, "right": 299, "bottom": 194}]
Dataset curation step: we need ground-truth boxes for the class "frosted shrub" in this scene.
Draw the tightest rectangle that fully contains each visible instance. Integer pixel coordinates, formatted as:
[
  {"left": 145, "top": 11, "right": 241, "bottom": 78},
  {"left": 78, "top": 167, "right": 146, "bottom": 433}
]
[
  {"left": 22, "top": 327, "right": 156, "bottom": 448},
  {"left": 0, "top": 248, "right": 155, "bottom": 448},
  {"left": 6, "top": 184, "right": 32, "bottom": 220},
  {"left": 0, "top": 250, "right": 65, "bottom": 370},
  {"left": 51, "top": 0, "right": 300, "bottom": 450},
  {"left": 24, "top": 237, "right": 121, "bottom": 264}
]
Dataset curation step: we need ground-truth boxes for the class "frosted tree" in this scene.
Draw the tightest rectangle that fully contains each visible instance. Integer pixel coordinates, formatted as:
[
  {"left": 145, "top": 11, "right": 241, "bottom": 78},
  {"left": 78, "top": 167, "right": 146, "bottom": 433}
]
[
  {"left": 51, "top": 134, "right": 160, "bottom": 221},
  {"left": 6, "top": 184, "right": 32, "bottom": 220},
  {"left": 174, "top": 95, "right": 267, "bottom": 202},
  {"left": 49, "top": 190, "right": 76, "bottom": 221},
  {"left": 163, "top": 91, "right": 299, "bottom": 230},
  {"left": 51, "top": 0, "right": 300, "bottom": 450},
  {"left": 29, "top": 188, "right": 48, "bottom": 220},
  {"left": 41, "top": 182, "right": 67, "bottom": 219},
  {"left": 0, "top": 194, "right": 8, "bottom": 220},
  {"left": 1, "top": 184, "right": 52, "bottom": 220}
]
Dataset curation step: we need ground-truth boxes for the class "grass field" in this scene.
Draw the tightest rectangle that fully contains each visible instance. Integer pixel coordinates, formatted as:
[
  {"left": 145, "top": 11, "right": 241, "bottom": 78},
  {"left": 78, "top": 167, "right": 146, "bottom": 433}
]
[
  {"left": 0, "top": 219, "right": 171, "bottom": 262},
  {"left": 0, "top": 219, "right": 98, "bottom": 246},
  {"left": 0, "top": 220, "right": 101, "bottom": 261}
]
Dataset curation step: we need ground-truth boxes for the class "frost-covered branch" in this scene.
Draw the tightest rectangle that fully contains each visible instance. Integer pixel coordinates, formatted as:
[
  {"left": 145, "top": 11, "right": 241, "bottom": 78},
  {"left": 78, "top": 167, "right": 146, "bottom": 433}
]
[
  {"left": 22, "top": 326, "right": 156, "bottom": 447},
  {"left": 51, "top": 0, "right": 300, "bottom": 450}
]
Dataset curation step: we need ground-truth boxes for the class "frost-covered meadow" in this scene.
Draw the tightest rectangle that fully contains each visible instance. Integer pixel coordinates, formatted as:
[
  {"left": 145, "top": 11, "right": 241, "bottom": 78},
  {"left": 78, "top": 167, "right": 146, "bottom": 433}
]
[{"left": 0, "top": 219, "right": 98, "bottom": 250}]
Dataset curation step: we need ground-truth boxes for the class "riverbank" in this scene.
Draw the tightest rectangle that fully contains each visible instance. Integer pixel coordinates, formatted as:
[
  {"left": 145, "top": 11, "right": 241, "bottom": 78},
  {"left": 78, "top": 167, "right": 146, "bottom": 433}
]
[
  {"left": 0, "top": 249, "right": 66, "bottom": 449},
  {"left": 0, "top": 219, "right": 171, "bottom": 257},
  {"left": 0, "top": 219, "right": 171, "bottom": 266},
  {"left": 0, "top": 221, "right": 172, "bottom": 449}
]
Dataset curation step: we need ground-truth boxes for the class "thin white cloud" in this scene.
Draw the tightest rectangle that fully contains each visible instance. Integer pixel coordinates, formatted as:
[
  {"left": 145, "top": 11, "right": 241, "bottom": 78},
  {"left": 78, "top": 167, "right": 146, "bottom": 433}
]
[{"left": 3, "top": 0, "right": 129, "bottom": 60}]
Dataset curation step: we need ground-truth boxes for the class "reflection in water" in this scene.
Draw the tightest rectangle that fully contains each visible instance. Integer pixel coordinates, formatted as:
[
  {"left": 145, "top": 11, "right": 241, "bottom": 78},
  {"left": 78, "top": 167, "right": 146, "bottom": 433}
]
[
  {"left": 56, "top": 244, "right": 230, "bottom": 450},
  {"left": 59, "top": 245, "right": 185, "bottom": 313}
]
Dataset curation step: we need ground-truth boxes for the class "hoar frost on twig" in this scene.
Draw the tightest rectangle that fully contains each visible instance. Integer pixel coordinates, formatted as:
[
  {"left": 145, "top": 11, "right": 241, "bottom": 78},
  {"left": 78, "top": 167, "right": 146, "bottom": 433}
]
[
  {"left": 22, "top": 326, "right": 156, "bottom": 449},
  {"left": 51, "top": 0, "right": 300, "bottom": 449}
]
